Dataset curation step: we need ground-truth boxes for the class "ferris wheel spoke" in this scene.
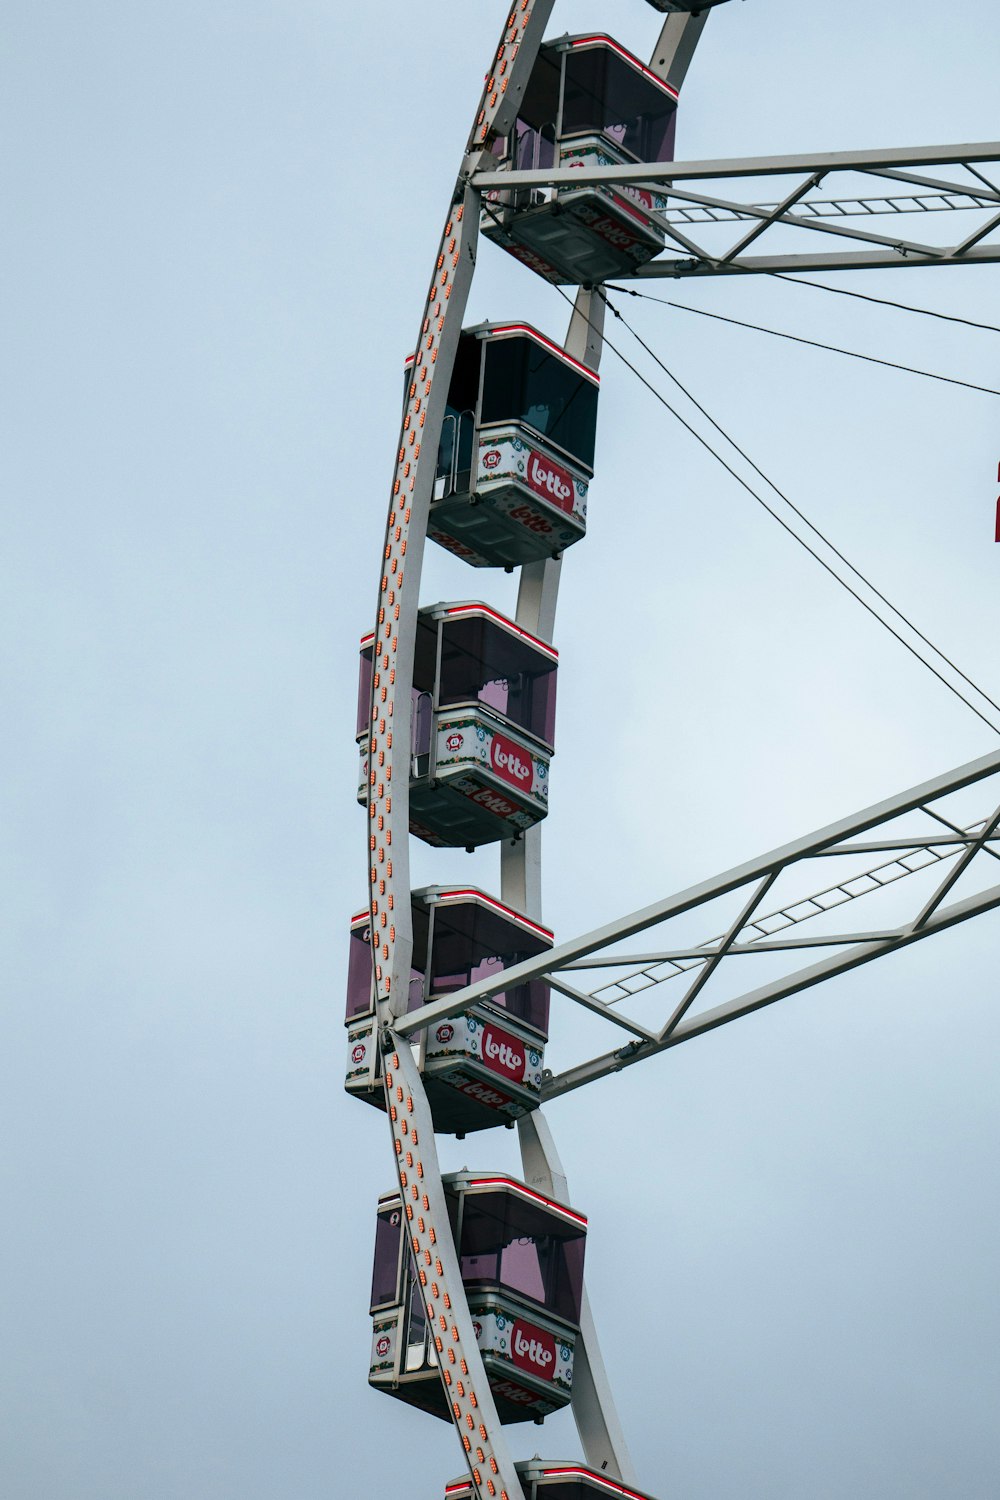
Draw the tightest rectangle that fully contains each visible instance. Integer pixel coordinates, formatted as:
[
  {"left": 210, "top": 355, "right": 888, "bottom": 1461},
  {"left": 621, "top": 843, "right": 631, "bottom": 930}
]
[{"left": 517, "top": 1110, "right": 640, "bottom": 1485}]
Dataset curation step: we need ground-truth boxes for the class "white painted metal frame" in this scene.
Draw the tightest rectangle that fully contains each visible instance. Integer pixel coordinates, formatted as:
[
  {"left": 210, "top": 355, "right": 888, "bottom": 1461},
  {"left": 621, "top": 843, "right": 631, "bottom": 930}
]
[
  {"left": 395, "top": 747, "right": 1000, "bottom": 1101},
  {"left": 471, "top": 143, "right": 1000, "bottom": 276}
]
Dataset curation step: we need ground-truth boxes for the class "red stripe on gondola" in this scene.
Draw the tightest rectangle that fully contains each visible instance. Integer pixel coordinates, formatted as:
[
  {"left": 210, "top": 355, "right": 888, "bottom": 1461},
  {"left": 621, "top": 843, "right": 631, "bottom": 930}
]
[{"left": 566, "top": 34, "right": 681, "bottom": 99}]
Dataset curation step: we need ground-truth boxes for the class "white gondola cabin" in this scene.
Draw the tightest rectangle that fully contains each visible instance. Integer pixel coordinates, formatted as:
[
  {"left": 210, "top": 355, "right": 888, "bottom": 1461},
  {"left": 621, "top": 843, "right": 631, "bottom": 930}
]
[
  {"left": 357, "top": 602, "right": 557, "bottom": 849},
  {"left": 443, "top": 1463, "right": 659, "bottom": 1500},
  {"left": 345, "top": 886, "right": 552, "bottom": 1134},
  {"left": 369, "top": 1174, "right": 587, "bottom": 1425},
  {"left": 482, "top": 34, "right": 679, "bottom": 285},
  {"left": 421, "top": 323, "right": 599, "bottom": 568}
]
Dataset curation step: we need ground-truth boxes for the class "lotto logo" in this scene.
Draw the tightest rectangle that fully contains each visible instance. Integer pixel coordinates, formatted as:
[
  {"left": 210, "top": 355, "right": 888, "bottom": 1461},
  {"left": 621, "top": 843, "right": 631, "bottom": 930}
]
[
  {"left": 350, "top": 1043, "right": 366, "bottom": 1065},
  {"left": 525, "top": 451, "right": 574, "bottom": 513},
  {"left": 429, "top": 529, "right": 478, "bottom": 561},
  {"left": 482, "top": 449, "right": 502, "bottom": 470},
  {"left": 374, "top": 1335, "right": 391, "bottom": 1359},
  {"left": 481, "top": 1021, "right": 525, "bottom": 1084},
  {"left": 624, "top": 185, "right": 655, "bottom": 212},
  {"left": 464, "top": 783, "right": 519, "bottom": 820},
  {"left": 491, "top": 1377, "right": 541, "bottom": 1408},
  {"left": 510, "top": 1320, "right": 556, "bottom": 1377},
  {"left": 453, "top": 1076, "right": 511, "bottom": 1109},
  {"left": 506, "top": 243, "right": 561, "bottom": 281},
  {"left": 590, "top": 212, "right": 640, "bottom": 251},
  {"left": 445, "top": 732, "right": 463, "bottom": 752},
  {"left": 490, "top": 732, "right": 532, "bottom": 789},
  {"left": 508, "top": 502, "right": 553, "bottom": 536},
  {"left": 435, "top": 1023, "right": 455, "bottom": 1044}
]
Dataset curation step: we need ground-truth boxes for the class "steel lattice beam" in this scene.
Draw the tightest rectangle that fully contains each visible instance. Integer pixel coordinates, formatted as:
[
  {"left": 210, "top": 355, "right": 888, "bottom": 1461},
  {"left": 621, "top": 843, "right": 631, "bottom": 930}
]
[
  {"left": 472, "top": 142, "right": 1000, "bottom": 190},
  {"left": 472, "top": 142, "right": 1000, "bottom": 276},
  {"left": 395, "top": 748, "right": 1000, "bottom": 1100}
]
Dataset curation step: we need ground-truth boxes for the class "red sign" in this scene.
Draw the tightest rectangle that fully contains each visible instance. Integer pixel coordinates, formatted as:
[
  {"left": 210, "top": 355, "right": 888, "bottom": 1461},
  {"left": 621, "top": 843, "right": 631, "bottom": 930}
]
[
  {"left": 482, "top": 449, "right": 502, "bottom": 470},
  {"left": 525, "top": 451, "right": 575, "bottom": 514},
  {"left": 463, "top": 783, "right": 520, "bottom": 820},
  {"left": 505, "top": 243, "right": 561, "bottom": 283},
  {"left": 490, "top": 732, "right": 533, "bottom": 791},
  {"left": 451, "top": 1075, "right": 512, "bottom": 1110},
  {"left": 573, "top": 201, "right": 644, "bottom": 255},
  {"left": 625, "top": 186, "right": 654, "bottom": 212},
  {"left": 490, "top": 1376, "right": 547, "bottom": 1410},
  {"left": 430, "top": 528, "right": 478, "bottom": 562},
  {"left": 508, "top": 502, "right": 553, "bottom": 536},
  {"left": 480, "top": 1021, "right": 525, "bottom": 1084},
  {"left": 510, "top": 1319, "right": 556, "bottom": 1379}
]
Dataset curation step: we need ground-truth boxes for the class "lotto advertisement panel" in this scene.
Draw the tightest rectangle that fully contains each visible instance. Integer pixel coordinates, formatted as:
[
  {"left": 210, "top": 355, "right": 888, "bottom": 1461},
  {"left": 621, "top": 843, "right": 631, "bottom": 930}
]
[
  {"left": 477, "top": 426, "right": 588, "bottom": 527},
  {"left": 425, "top": 1012, "right": 544, "bottom": 1103},
  {"left": 359, "top": 733, "right": 541, "bottom": 842},
  {"left": 560, "top": 141, "right": 672, "bottom": 216},
  {"left": 345, "top": 1019, "right": 377, "bottom": 1089},
  {"left": 436, "top": 717, "right": 549, "bottom": 809},
  {"left": 369, "top": 1315, "right": 399, "bottom": 1378},
  {"left": 470, "top": 1305, "right": 574, "bottom": 1402}
]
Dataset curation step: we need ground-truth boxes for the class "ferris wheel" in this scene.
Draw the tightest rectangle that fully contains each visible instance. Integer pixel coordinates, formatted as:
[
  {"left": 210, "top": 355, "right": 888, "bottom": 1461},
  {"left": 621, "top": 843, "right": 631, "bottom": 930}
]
[{"left": 345, "top": 5, "right": 1000, "bottom": 1498}]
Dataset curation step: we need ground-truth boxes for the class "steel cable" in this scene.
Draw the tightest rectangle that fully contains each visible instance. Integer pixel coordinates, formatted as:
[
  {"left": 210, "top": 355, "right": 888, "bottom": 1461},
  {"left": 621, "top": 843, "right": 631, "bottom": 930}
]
[
  {"left": 545, "top": 276, "right": 1000, "bottom": 737},
  {"left": 478, "top": 196, "right": 1000, "bottom": 735},
  {"left": 597, "top": 288, "right": 1000, "bottom": 726},
  {"left": 610, "top": 275, "right": 1000, "bottom": 337},
  {"left": 605, "top": 288, "right": 1000, "bottom": 395}
]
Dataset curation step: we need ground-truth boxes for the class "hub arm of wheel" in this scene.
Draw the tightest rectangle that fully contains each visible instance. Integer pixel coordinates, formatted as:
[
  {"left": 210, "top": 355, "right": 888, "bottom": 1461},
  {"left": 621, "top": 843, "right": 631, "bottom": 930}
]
[
  {"left": 647, "top": 9, "right": 710, "bottom": 92},
  {"left": 518, "top": 1110, "right": 641, "bottom": 1484},
  {"left": 503, "top": 287, "right": 636, "bottom": 1482}
]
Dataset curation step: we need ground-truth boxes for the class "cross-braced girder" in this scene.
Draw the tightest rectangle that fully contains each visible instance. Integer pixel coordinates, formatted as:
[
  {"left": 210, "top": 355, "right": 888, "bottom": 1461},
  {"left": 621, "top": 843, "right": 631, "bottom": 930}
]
[
  {"left": 472, "top": 142, "right": 1000, "bottom": 276},
  {"left": 395, "top": 746, "right": 1000, "bottom": 1101}
]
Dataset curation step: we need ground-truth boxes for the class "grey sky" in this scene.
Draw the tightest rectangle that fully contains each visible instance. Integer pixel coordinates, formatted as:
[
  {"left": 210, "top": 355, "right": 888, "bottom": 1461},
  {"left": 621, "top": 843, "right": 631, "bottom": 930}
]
[{"left": 2, "top": 2, "right": 998, "bottom": 1497}]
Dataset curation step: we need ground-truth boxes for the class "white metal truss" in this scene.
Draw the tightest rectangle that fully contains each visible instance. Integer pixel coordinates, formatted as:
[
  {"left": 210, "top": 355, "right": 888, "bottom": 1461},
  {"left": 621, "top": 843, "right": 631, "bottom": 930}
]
[
  {"left": 660, "top": 188, "right": 993, "bottom": 225},
  {"left": 394, "top": 747, "right": 1000, "bottom": 1101},
  {"left": 583, "top": 814, "right": 995, "bottom": 1007},
  {"left": 471, "top": 142, "right": 1000, "bottom": 276}
]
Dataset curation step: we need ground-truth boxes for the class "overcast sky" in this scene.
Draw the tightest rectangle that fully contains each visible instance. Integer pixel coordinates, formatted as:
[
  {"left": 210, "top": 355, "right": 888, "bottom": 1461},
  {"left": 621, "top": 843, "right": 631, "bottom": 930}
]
[{"left": 3, "top": 2, "right": 999, "bottom": 1497}]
